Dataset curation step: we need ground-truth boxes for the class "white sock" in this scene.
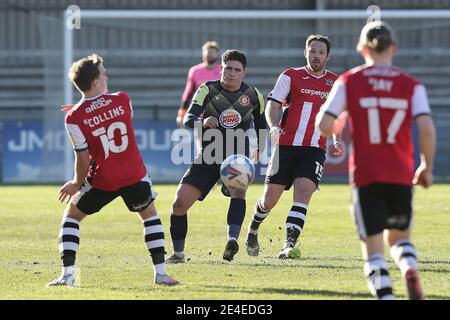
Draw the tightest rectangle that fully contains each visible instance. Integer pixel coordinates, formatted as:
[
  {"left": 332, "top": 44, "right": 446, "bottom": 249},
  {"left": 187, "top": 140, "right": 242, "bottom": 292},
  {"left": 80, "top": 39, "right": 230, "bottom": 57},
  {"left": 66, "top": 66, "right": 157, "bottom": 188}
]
[
  {"left": 62, "top": 266, "right": 75, "bottom": 276},
  {"left": 153, "top": 263, "right": 166, "bottom": 275},
  {"left": 364, "top": 253, "right": 395, "bottom": 300},
  {"left": 390, "top": 239, "right": 418, "bottom": 275}
]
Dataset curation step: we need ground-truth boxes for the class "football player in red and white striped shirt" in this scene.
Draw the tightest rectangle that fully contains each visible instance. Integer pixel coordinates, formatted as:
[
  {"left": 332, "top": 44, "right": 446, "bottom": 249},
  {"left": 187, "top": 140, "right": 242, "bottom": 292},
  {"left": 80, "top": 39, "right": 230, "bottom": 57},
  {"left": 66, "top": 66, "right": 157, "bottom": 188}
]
[
  {"left": 245, "top": 35, "right": 343, "bottom": 259},
  {"left": 317, "top": 21, "right": 436, "bottom": 300},
  {"left": 47, "top": 54, "right": 179, "bottom": 287}
]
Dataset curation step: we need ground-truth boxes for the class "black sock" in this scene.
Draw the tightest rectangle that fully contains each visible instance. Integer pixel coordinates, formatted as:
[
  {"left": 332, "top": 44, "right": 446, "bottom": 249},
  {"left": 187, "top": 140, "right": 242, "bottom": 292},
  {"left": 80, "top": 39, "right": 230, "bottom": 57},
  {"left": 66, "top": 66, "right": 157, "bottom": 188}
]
[
  {"left": 227, "top": 198, "right": 246, "bottom": 239},
  {"left": 170, "top": 214, "right": 188, "bottom": 253}
]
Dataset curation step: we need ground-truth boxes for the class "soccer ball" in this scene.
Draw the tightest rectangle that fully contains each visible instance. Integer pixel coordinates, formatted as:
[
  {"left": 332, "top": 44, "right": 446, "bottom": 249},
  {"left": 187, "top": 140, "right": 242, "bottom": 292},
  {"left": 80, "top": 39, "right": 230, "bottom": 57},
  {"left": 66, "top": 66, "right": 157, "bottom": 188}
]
[{"left": 220, "top": 154, "right": 255, "bottom": 190}]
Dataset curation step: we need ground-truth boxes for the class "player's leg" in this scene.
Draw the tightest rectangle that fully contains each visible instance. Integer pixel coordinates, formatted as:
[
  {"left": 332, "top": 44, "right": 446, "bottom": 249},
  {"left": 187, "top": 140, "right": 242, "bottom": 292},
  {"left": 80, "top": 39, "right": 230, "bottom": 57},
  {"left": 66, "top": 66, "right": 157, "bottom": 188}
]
[
  {"left": 278, "top": 177, "right": 316, "bottom": 259},
  {"left": 222, "top": 187, "right": 247, "bottom": 261},
  {"left": 245, "top": 183, "right": 285, "bottom": 256},
  {"left": 167, "top": 162, "right": 218, "bottom": 263},
  {"left": 353, "top": 184, "right": 395, "bottom": 300},
  {"left": 278, "top": 147, "right": 324, "bottom": 259},
  {"left": 47, "top": 183, "right": 116, "bottom": 287},
  {"left": 167, "top": 183, "right": 202, "bottom": 263},
  {"left": 387, "top": 229, "right": 424, "bottom": 300},
  {"left": 360, "top": 234, "right": 395, "bottom": 299},
  {"left": 385, "top": 185, "right": 424, "bottom": 299},
  {"left": 245, "top": 146, "right": 291, "bottom": 256},
  {"left": 138, "top": 202, "right": 179, "bottom": 285},
  {"left": 120, "top": 175, "right": 179, "bottom": 285}
]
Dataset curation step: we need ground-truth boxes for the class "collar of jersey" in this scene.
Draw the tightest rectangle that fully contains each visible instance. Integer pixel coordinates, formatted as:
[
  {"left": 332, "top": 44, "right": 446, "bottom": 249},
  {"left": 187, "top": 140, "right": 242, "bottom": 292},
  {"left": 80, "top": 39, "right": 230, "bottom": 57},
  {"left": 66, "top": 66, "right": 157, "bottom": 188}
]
[
  {"left": 82, "top": 92, "right": 105, "bottom": 101},
  {"left": 303, "top": 66, "right": 328, "bottom": 79}
]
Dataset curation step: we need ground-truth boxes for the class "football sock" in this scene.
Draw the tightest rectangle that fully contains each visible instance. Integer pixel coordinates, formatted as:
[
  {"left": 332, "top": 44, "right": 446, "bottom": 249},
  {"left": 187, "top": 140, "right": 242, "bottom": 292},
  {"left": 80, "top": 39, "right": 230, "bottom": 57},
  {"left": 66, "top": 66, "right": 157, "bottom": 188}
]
[
  {"left": 390, "top": 239, "right": 418, "bottom": 275},
  {"left": 59, "top": 217, "right": 80, "bottom": 270},
  {"left": 364, "top": 253, "right": 395, "bottom": 300},
  {"left": 170, "top": 214, "right": 187, "bottom": 254},
  {"left": 248, "top": 199, "right": 270, "bottom": 235},
  {"left": 227, "top": 198, "right": 246, "bottom": 240},
  {"left": 285, "top": 202, "right": 307, "bottom": 246},
  {"left": 143, "top": 215, "right": 166, "bottom": 275}
]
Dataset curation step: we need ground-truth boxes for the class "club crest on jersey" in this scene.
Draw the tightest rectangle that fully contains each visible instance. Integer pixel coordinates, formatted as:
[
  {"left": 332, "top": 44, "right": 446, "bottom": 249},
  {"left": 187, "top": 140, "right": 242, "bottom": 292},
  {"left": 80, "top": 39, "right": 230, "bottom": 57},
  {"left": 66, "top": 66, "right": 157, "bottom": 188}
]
[
  {"left": 219, "top": 109, "right": 242, "bottom": 129},
  {"left": 325, "top": 79, "right": 334, "bottom": 86},
  {"left": 239, "top": 95, "right": 250, "bottom": 107}
]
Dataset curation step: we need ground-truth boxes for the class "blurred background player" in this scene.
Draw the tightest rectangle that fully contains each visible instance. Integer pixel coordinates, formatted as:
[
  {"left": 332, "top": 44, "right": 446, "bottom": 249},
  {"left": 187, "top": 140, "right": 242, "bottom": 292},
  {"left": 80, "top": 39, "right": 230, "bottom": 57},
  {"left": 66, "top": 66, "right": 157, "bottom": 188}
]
[
  {"left": 245, "top": 35, "right": 343, "bottom": 259},
  {"left": 176, "top": 41, "right": 221, "bottom": 128},
  {"left": 167, "top": 50, "right": 267, "bottom": 263},
  {"left": 47, "top": 54, "right": 179, "bottom": 287},
  {"left": 317, "top": 21, "right": 436, "bottom": 299}
]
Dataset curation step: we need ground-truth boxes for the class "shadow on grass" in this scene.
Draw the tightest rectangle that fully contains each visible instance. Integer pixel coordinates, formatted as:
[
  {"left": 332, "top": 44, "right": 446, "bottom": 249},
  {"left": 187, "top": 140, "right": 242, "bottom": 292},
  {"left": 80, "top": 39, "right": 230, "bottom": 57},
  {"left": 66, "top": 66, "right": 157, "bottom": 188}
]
[
  {"left": 420, "top": 260, "right": 450, "bottom": 265},
  {"left": 200, "top": 285, "right": 450, "bottom": 300},
  {"left": 200, "top": 284, "right": 370, "bottom": 299},
  {"left": 420, "top": 268, "right": 450, "bottom": 274},
  {"left": 190, "top": 257, "right": 361, "bottom": 271}
]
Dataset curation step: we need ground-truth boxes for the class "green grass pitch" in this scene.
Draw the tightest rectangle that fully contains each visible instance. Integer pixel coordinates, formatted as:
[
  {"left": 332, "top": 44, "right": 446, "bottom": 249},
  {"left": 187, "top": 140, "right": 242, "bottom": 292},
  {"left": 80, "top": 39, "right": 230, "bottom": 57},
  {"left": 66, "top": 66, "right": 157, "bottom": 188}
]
[{"left": 1, "top": 184, "right": 449, "bottom": 300}]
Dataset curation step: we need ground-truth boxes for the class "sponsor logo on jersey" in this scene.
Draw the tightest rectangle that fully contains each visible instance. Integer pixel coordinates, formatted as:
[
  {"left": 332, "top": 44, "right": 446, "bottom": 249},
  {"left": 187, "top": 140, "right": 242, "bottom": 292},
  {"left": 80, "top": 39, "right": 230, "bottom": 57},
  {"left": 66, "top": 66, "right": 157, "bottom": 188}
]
[
  {"left": 86, "top": 97, "right": 112, "bottom": 113},
  {"left": 239, "top": 95, "right": 250, "bottom": 107},
  {"left": 300, "top": 88, "right": 329, "bottom": 99},
  {"left": 219, "top": 109, "right": 242, "bottom": 128},
  {"left": 325, "top": 79, "right": 334, "bottom": 86}
]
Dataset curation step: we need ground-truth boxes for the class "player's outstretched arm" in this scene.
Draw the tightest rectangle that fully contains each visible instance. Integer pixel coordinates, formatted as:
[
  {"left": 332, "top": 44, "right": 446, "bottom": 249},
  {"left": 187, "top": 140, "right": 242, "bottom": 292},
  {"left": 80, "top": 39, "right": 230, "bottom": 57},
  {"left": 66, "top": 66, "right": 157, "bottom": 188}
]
[{"left": 413, "top": 115, "right": 436, "bottom": 188}]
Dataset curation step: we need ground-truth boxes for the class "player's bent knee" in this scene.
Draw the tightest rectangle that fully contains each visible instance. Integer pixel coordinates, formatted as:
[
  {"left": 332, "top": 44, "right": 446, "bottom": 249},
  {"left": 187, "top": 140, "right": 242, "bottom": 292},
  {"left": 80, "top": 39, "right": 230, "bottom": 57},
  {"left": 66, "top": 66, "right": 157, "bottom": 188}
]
[
  {"left": 139, "top": 203, "right": 158, "bottom": 220},
  {"left": 229, "top": 187, "right": 246, "bottom": 199},
  {"left": 261, "top": 196, "right": 277, "bottom": 211},
  {"left": 295, "top": 185, "right": 316, "bottom": 202},
  {"left": 65, "top": 202, "right": 87, "bottom": 222},
  {"left": 172, "top": 197, "right": 189, "bottom": 214}
]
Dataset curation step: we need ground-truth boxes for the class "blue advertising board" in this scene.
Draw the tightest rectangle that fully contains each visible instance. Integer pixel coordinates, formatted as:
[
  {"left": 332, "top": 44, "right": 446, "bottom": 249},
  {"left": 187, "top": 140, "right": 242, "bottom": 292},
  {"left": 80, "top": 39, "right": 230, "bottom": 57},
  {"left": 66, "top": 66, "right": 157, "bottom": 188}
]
[
  {"left": 3, "top": 120, "right": 369, "bottom": 184},
  {"left": 2, "top": 120, "right": 195, "bottom": 183}
]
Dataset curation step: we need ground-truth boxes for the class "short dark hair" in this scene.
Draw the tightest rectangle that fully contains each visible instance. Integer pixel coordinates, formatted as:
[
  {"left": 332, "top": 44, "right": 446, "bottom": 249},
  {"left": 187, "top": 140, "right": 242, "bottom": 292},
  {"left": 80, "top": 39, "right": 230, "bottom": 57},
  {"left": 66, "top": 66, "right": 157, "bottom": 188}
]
[
  {"left": 306, "top": 35, "right": 331, "bottom": 54},
  {"left": 359, "top": 21, "right": 395, "bottom": 53},
  {"left": 69, "top": 54, "right": 103, "bottom": 92},
  {"left": 221, "top": 49, "right": 247, "bottom": 69}
]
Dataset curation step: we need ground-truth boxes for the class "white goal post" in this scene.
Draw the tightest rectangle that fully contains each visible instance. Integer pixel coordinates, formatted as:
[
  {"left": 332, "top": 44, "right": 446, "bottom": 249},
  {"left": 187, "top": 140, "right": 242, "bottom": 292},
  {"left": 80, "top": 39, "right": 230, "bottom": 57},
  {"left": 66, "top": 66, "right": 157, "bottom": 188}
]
[{"left": 62, "top": 9, "right": 450, "bottom": 180}]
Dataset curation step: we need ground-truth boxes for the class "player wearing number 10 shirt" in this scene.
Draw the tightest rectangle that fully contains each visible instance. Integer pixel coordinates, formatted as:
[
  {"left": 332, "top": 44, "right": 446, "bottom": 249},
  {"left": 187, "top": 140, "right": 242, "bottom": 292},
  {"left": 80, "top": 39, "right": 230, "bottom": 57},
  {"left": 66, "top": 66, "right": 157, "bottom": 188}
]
[
  {"left": 65, "top": 90, "right": 145, "bottom": 191},
  {"left": 47, "top": 54, "right": 179, "bottom": 287}
]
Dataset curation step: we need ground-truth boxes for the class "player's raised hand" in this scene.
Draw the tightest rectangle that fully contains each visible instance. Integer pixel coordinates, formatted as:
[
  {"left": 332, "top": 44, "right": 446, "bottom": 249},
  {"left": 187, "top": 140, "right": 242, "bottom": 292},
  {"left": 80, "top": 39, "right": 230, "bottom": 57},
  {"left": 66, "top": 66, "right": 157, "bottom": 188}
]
[
  {"left": 413, "top": 164, "right": 433, "bottom": 189},
  {"left": 250, "top": 149, "right": 259, "bottom": 164},
  {"left": 58, "top": 180, "right": 80, "bottom": 203},
  {"left": 203, "top": 116, "right": 219, "bottom": 128},
  {"left": 176, "top": 108, "right": 187, "bottom": 128},
  {"left": 61, "top": 104, "right": 74, "bottom": 112},
  {"left": 333, "top": 140, "right": 344, "bottom": 156},
  {"left": 269, "top": 126, "right": 283, "bottom": 146}
]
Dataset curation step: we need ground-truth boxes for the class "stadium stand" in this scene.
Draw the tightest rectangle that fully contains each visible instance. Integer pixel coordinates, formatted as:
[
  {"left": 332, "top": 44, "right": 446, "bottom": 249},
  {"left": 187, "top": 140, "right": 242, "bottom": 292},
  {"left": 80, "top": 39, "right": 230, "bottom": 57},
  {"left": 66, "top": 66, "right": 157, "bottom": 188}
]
[{"left": 0, "top": 0, "right": 449, "bottom": 181}]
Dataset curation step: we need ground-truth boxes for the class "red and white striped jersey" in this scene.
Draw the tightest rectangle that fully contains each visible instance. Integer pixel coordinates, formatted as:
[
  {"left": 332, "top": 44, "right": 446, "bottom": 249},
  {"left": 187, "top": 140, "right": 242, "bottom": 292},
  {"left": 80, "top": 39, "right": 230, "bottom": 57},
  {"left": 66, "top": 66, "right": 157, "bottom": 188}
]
[
  {"left": 268, "top": 67, "right": 338, "bottom": 149},
  {"left": 322, "top": 64, "right": 431, "bottom": 187},
  {"left": 65, "top": 91, "right": 147, "bottom": 191}
]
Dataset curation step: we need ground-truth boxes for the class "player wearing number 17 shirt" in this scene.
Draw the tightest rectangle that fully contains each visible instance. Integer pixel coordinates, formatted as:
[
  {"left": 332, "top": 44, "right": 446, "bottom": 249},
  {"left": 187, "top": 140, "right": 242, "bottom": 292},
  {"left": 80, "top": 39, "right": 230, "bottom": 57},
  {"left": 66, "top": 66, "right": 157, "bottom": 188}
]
[
  {"left": 245, "top": 35, "right": 343, "bottom": 259},
  {"left": 47, "top": 54, "right": 179, "bottom": 287},
  {"left": 317, "top": 21, "right": 436, "bottom": 300}
]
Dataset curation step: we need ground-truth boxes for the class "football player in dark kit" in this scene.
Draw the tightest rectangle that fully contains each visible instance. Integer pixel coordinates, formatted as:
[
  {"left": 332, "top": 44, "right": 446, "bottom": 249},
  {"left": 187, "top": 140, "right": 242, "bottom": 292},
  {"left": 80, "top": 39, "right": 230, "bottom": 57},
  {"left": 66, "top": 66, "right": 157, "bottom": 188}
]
[{"left": 166, "top": 50, "right": 267, "bottom": 263}]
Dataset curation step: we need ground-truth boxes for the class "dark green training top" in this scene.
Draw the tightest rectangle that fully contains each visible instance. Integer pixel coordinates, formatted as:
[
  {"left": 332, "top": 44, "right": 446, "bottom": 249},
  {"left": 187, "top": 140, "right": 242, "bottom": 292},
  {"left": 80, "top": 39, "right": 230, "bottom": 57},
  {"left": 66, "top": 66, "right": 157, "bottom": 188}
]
[{"left": 184, "top": 80, "right": 267, "bottom": 159}]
